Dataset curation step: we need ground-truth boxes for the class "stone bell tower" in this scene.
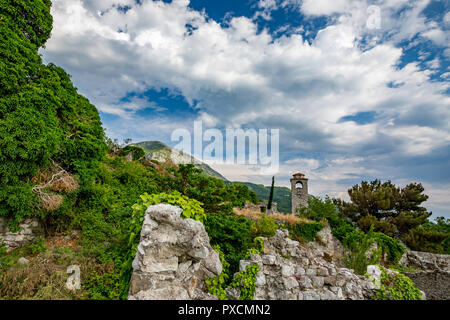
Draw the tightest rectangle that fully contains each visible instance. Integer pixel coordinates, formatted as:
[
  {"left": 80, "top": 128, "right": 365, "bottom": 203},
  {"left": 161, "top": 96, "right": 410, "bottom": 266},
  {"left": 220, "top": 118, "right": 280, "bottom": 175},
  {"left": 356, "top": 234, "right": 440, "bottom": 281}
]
[{"left": 290, "top": 172, "right": 308, "bottom": 215}]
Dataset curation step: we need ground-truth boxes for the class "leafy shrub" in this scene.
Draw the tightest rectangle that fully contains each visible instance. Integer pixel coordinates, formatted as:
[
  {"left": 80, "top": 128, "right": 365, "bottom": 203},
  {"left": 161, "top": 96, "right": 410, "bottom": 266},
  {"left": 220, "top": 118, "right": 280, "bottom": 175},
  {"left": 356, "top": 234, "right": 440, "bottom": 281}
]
[
  {"left": 342, "top": 229, "right": 382, "bottom": 275},
  {"left": 374, "top": 266, "right": 422, "bottom": 300},
  {"left": 132, "top": 191, "right": 206, "bottom": 223},
  {"left": 283, "top": 221, "right": 324, "bottom": 242},
  {"left": 298, "top": 196, "right": 354, "bottom": 241},
  {"left": 206, "top": 238, "right": 264, "bottom": 300},
  {"left": 251, "top": 214, "right": 278, "bottom": 238},
  {"left": 372, "top": 232, "right": 405, "bottom": 263},
  {"left": 229, "top": 264, "right": 260, "bottom": 300},
  {"left": 204, "top": 213, "right": 254, "bottom": 277}
]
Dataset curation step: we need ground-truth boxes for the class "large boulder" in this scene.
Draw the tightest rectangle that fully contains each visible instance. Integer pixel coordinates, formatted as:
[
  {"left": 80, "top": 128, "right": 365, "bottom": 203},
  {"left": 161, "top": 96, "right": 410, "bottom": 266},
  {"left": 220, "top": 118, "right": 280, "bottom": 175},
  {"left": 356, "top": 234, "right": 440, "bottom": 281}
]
[{"left": 128, "top": 204, "right": 222, "bottom": 300}]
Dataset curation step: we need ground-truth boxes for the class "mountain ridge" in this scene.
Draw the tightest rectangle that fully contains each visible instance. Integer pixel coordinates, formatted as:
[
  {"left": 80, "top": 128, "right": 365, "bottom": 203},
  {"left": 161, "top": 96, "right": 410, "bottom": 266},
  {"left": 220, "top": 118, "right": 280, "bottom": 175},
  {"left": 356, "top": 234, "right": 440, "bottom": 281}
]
[{"left": 132, "top": 141, "right": 228, "bottom": 180}]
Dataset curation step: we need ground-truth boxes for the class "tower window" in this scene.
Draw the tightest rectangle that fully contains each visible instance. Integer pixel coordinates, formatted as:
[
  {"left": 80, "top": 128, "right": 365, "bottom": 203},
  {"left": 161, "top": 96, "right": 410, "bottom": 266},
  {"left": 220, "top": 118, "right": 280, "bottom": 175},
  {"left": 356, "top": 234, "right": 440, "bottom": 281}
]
[{"left": 295, "top": 181, "right": 303, "bottom": 189}]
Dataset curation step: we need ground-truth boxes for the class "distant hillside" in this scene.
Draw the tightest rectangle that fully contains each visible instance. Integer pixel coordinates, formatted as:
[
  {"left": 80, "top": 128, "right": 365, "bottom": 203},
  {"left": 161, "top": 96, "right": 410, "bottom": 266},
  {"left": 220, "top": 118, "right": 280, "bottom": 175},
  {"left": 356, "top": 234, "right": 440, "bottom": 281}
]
[
  {"left": 233, "top": 181, "right": 292, "bottom": 214},
  {"left": 132, "top": 141, "right": 227, "bottom": 180}
]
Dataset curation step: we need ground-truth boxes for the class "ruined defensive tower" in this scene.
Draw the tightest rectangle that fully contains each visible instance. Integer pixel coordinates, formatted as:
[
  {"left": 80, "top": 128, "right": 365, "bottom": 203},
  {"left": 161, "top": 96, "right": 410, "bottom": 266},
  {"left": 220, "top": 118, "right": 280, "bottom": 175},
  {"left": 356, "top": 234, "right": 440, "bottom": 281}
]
[{"left": 290, "top": 172, "right": 308, "bottom": 215}]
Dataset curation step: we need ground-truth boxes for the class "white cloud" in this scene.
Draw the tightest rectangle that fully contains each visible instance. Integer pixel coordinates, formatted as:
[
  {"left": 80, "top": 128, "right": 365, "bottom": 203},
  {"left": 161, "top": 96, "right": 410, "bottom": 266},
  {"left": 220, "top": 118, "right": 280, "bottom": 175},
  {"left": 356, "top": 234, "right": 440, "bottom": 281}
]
[
  {"left": 300, "top": 0, "right": 351, "bottom": 16},
  {"left": 422, "top": 28, "right": 448, "bottom": 46}
]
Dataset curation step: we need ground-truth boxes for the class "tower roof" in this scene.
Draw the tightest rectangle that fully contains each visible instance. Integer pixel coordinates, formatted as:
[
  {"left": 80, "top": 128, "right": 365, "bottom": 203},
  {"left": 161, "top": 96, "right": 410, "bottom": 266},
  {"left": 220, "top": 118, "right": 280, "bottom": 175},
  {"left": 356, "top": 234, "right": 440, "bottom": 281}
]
[{"left": 291, "top": 172, "right": 307, "bottom": 180}]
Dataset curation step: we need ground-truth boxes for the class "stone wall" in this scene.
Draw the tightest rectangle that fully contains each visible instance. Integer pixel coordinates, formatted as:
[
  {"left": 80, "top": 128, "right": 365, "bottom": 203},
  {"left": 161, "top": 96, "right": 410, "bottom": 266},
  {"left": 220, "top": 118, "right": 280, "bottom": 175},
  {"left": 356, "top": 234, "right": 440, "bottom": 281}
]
[
  {"left": 241, "top": 229, "right": 375, "bottom": 300},
  {"left": 0, "top": 217, "right": 41, "bottom": 252},
  {"left": 399, "top": 250, "right": 450, "bottom": 272},
  {"left": 128, "top": 204, "right": 222, "bottom": 300},
  {"left": 399, "top": 250, "right": 450, "bottom": 300},
  {"left": 129, "top": 205, "right": 378, "bottom": 300}
]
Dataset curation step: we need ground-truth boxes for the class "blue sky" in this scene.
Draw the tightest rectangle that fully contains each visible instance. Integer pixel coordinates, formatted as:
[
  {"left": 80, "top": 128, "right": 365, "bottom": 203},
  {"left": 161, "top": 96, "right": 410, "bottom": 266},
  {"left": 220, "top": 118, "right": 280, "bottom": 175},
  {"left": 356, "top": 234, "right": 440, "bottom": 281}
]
[{"left": 41, "top": 0, "right": 449, "bottom": 218}]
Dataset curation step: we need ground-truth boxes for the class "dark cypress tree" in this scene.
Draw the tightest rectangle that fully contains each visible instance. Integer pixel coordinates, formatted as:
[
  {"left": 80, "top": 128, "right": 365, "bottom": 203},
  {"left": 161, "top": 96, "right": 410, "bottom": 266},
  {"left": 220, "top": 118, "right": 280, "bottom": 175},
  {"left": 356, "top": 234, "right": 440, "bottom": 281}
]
[{"left": 268, "top": 176, "right": 275, "bottom": 210}]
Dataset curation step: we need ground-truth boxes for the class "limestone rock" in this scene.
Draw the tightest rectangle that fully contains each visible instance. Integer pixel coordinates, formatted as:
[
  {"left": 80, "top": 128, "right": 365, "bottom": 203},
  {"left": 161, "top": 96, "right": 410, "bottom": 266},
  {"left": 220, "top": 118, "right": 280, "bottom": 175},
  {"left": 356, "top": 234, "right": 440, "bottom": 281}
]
[{"left": 128, "top": 204, "right": 222, "bottom": 300}]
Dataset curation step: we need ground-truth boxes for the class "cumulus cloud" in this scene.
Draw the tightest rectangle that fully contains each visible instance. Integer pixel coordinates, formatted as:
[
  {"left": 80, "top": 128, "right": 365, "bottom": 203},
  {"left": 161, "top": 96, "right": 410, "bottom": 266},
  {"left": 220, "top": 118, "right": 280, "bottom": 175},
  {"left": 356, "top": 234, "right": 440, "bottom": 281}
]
[
  {"left": 300, "top": 0, "right": 351, "bottom": 16},
  {"left": 41, "top": 0, "right": 450, "bottom": 217}
]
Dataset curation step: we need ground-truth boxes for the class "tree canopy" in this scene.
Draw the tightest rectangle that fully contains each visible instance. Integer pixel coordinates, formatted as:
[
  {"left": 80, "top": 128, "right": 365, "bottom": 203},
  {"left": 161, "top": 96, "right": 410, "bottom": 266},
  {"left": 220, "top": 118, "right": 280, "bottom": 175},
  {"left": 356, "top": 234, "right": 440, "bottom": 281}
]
[{"left": 0, "top": 0, "right": 107, "bottom": 227}]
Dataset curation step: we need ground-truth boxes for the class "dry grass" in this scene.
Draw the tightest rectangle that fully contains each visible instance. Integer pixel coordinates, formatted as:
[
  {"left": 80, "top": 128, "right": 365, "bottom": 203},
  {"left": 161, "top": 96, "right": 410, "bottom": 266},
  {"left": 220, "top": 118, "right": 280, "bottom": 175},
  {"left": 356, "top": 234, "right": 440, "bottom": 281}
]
[
  {"left": 0, "top": 248, "right": 113, "bottom": 300},
  {"left": 50, "top": 173, "right": 79, "bottom": 193},
  {"left": 233, "top": 207, "right": 312, "bottom": 225},
  {"left": 45, "top": 232, "right": 79, "bottom": 250},
  {"left": 31, "top": 161, "right": 79, "bottom": 212}
]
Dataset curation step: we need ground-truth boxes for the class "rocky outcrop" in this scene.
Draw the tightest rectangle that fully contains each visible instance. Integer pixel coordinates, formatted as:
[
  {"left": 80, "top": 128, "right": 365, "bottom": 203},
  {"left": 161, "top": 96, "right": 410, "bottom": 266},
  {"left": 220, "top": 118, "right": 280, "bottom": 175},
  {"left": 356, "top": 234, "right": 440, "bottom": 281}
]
[
  {"left": 128, "top": 204, "right": 222, "bottom": 300},
  {"left": 0, "top": 217, "right": 41, "bottom": 252},
  {"left": 241, "top": 229, "right": 376, "bottom": 300}
]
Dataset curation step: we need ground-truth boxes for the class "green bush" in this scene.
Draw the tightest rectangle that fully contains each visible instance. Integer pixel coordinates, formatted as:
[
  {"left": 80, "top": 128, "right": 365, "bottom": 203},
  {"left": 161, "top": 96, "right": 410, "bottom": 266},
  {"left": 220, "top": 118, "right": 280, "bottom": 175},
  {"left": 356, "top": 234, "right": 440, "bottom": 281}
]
[
  {"left": 132, "top": 191, "right": 206, "bottom": 223},
  {"left": 204, "top": 213, "right": 254, "bottom": 277},
  {"left": 251, "top": 214, "right": 278, "bottom": 238},
  {"left": 298, "top": 196, "right": 354, "bottom": 241},
  {"left": 373, "top": 232, "right": 405, "bottom": 263},
  {"left": 119, "top": 191, "right": 206, "bottom": 298},
  {"left": 342, "top": 229, "right": 382, "bottom": 275},
  {"left": 84, "top": 271, "right": 121, "bottom": 300},
  {"left": 206, "top": 238, "right": 264, "bottom": 300},
  {"left": 0, "top": 0, "right": 107, "bottom": 228},
  {"left": 229, "top": 264, "right": 260, "bottom": 300},
  {"left": 284, "top": 222, "right": 324, "bottom": 242},
  {"left": 374, "top": 266, "right": 422, "bottom": 300}
]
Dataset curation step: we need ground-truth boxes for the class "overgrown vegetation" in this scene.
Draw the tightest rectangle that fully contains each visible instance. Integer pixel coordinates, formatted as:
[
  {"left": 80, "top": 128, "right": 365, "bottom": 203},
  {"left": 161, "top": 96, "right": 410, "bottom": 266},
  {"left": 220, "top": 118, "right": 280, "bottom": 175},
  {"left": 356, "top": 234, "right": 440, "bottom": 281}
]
[
  {"left": 298, "top": 197, "right": 407, "bottom": 274},
  {"left": 372, "top": 265, "right": 422, "bottom": 300},
  {"left": 334, "top": 180, "right": 449, "bottom": 254},
  {"left": 205, "top": 238, "right": 264, "bottom": 300},
  {"left": 0, "top": 0, "right": 107, "bottom": 230},
  {"left": 283, "top": 221, "right": 324, "bottom": 242}
]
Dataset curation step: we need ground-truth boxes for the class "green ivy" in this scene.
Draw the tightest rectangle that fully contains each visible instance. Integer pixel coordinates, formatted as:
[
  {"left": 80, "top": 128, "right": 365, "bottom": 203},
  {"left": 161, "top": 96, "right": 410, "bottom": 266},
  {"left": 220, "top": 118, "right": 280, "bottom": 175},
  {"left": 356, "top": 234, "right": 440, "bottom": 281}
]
[
  {"left": 374, "top": 265, "right": 422, "bottom": 300},
  {"left": 132, "top": 191, "right": 206, "bottom": 223},
  {"left": 373, "top": 232, "right": 406, "bottom": 263},
  {"left": 229, "top": 263, "right": 259, "bottom": 300}
]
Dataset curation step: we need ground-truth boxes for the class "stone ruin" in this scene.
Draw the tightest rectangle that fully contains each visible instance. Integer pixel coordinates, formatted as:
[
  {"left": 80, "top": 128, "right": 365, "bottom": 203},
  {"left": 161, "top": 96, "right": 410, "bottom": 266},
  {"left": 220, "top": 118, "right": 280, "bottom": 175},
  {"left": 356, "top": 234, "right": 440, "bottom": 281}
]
[
  {"left": 129, "top": 205, "right": 377, "bottom": 300},
  {"left": 0, "top": 217, "right": 42, "bottom": 252}
]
